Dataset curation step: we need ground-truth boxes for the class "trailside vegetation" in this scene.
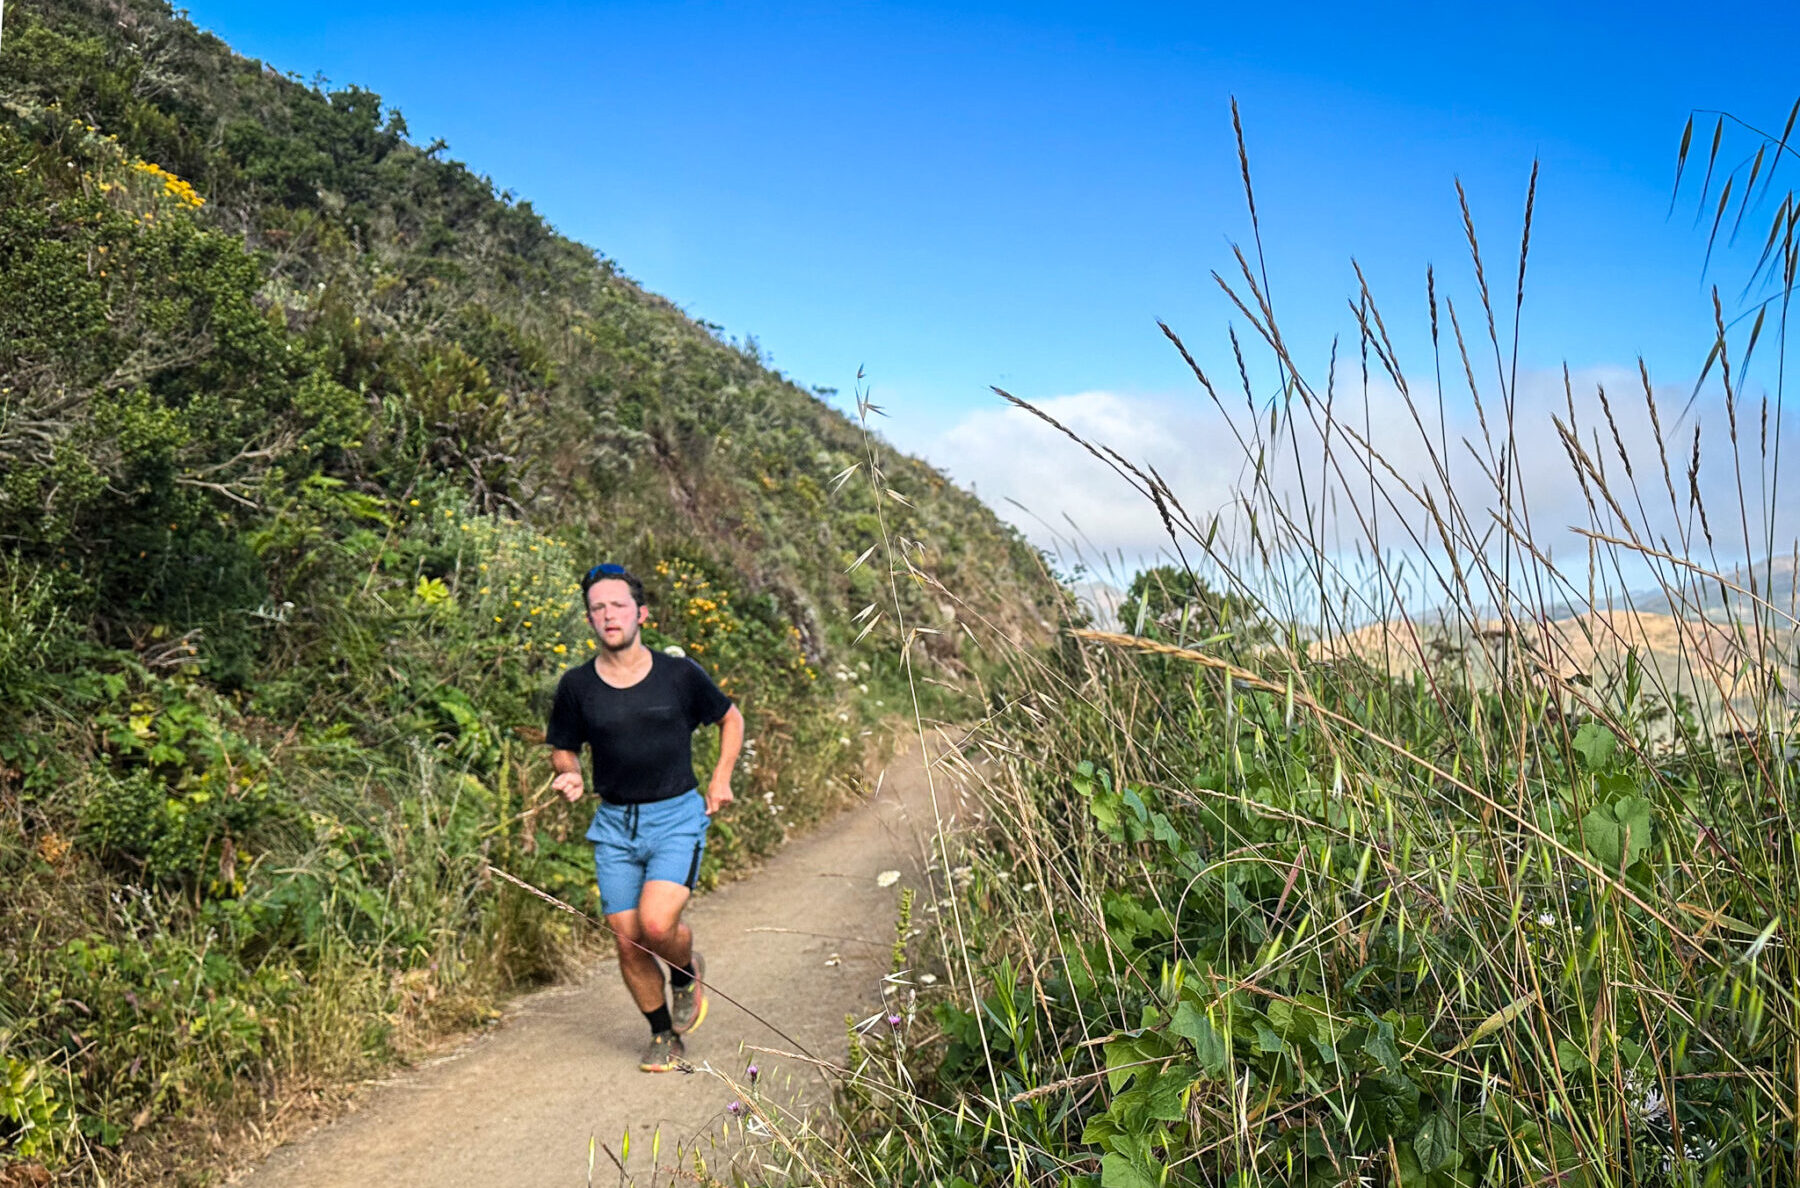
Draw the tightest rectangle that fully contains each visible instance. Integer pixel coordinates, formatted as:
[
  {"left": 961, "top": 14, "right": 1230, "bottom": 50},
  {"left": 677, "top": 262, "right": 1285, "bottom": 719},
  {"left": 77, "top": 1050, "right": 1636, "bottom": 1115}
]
[
  {"left": 0, "top": 0, "right": 1056, "bottom": 1178},
  {"left": 741, "top": 122, "right": 1800, "bottom": 1187}
]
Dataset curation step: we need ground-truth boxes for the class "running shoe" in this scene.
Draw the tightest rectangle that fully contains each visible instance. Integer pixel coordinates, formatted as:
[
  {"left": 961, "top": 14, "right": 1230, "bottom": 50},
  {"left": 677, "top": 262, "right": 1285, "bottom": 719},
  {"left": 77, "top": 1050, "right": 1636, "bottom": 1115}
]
[
  {"left": 639, "top": 1030, "right": 686, "bottom": 1073},
  {"left": 670, "top": 951, "right": 708, "bottom": 1035}
]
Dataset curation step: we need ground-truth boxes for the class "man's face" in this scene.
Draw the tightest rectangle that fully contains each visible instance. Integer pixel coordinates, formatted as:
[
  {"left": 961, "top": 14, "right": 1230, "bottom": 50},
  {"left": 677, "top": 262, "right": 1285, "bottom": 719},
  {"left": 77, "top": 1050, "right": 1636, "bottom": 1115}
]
[{"left": 586, "top": 578, "right": 648, "bottom": 653}]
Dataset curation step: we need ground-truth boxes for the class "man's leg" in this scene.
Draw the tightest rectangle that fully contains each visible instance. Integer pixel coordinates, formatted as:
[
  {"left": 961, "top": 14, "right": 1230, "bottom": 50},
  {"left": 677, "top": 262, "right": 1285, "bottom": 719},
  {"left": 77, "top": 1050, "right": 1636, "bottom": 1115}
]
[
  {"left": 592, "top": 808, "right": 690, "bottom": 1071},
  {"left": 634, "top": 879, "right": 693, "bottom": 970},
  {"left": 634, "top": 793, "right": 710, "bottom": 1033},
  {"left": 638, "top": 879, "right": 707, "bottom": 1034},
  {"left": 619, "top": 883, "right": 694, "bottom": 1072},
  {"left": 594, "top": 832, "right": 664, "bottom": 1014},
  {"left": 606, "top": 906, "right": 688, "bottom": 1072},
  {"left": 604, "top": 909, "right": 669, "bottom": 1012}
]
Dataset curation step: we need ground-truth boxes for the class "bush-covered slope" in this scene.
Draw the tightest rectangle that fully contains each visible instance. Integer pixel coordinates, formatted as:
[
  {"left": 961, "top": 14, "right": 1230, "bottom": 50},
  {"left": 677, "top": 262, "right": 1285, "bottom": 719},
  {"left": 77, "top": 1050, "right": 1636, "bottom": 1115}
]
[{"left": 0, "top": 0, "right": 1057, "bottom": 1176}]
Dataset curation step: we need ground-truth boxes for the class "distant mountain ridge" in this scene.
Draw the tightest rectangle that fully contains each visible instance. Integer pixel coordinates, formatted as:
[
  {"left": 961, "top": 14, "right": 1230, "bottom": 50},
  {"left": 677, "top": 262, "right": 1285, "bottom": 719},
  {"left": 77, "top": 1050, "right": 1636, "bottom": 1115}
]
[
  {"left": 1531, "top": 554, "right": 1798, "bottom": 624},
  {"left": 1626, "top": 554, "right": 1798, "bottom": 620}
]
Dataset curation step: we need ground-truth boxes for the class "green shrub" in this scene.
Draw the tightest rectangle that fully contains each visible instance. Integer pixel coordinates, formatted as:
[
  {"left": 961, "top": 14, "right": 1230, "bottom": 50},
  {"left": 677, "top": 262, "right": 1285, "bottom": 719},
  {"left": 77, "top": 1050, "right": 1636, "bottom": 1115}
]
[{"left": 0, "top": 1054, "right": 72, "bottom": 1164}]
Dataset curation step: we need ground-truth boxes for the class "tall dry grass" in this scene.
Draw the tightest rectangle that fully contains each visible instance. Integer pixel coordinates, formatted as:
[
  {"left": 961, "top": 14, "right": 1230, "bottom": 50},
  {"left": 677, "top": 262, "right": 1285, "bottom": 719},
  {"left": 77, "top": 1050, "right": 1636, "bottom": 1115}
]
[{"left": 721, "top": 102, "right": 1800, "bottom": 1188}]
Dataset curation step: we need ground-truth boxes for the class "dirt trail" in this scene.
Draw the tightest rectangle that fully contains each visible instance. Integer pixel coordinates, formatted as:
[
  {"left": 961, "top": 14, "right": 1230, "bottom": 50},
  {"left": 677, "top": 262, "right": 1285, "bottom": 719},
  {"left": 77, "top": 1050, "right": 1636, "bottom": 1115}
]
[{"left": 231, "top": 733, "right": 963, "bottom": 1187}]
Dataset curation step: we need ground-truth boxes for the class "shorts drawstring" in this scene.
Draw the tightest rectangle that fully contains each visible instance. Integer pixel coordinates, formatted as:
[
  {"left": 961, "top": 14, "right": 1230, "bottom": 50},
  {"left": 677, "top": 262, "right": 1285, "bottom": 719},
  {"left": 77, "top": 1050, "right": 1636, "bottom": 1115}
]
[{"left": 626, "top": 803, "right": 640, "bottom": 840}]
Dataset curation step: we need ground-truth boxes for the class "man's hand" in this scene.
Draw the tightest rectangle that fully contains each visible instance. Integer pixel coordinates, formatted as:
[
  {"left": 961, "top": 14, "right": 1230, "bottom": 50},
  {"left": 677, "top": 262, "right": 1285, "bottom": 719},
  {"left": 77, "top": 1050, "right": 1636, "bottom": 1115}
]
[
  {"left": 552, "top": 770, "right": 585, "bottom": 803},
  {"left": 704, "top": 772, "right": 734, "bottom": 816}
]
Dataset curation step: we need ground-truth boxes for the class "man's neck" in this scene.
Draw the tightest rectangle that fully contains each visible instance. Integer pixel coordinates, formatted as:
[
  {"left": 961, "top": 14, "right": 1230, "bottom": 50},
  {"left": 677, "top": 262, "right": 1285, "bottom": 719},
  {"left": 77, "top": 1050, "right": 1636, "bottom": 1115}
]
[{"left": 594, "top": 640, "right": 651, "bottom": 678}]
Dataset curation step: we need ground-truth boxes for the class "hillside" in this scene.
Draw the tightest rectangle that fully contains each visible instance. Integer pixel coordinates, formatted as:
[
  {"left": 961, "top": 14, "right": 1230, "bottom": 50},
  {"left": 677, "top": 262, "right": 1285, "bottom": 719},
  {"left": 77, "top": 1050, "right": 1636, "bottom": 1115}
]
[
  {"left": 0, "top": 0, "right": 1053, "bottom": 661},
  {"left": 1627, "top": 553, "right": 1798, "bottom": 620},
  {"left": 1311, "top": 606, "right": 1797, "bottom": 733},
  {"left": 0, "top": 1, "right": 1059, "bottom": 1179},
  {"left": 1530, "top": 554, "right": 1799, "bottom": 624}
]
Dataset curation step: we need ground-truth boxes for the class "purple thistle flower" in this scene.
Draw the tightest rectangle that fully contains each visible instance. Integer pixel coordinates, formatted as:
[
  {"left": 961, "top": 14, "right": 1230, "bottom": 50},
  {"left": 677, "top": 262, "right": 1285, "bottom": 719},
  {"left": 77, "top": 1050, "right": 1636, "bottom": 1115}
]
[
  {"left": 727, "top": 1100, "right": 743, "bottom": 1115},
  {"left": 746, "top": 1063, "right": 760, "bottom": 1084},
  {"left": 887, "top": 1014, "right": 903, "bottom": 1028}
]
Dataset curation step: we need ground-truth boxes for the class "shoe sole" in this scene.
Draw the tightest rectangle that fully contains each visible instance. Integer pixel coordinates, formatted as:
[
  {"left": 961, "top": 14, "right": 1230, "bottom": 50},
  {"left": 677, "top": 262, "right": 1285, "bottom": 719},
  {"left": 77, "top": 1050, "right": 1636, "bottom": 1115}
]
[
  {"left": 640, "top": 1039, "right": 685, "bottom": 1073},
  {"left": 672, "top": 952, "right": 708, "bottom": 1035}
]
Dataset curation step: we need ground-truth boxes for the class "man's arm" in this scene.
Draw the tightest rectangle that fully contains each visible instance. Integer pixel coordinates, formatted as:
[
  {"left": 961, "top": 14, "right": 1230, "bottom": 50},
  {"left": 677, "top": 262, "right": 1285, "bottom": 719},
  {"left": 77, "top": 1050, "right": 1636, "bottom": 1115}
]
[
  {"left": 551, "top": 748, "right": 585, "bottom": 803},
  {"left": 703, "top": 705, "right": 744, "bottom": 816}
]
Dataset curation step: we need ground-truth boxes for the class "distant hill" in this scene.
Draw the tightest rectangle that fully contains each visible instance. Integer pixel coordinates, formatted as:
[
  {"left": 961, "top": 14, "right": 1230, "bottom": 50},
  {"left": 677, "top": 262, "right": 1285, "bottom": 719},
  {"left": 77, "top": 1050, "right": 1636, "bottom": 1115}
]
[
  {"left": 1624, "top": 554, "right": 1799, "bottom": 621},
  {"left": 1313, "top": 604, "right": 1797, "bottom": 735},
  {"left": 1532, "top": 554, "right": 1797, "bottom": 623}
]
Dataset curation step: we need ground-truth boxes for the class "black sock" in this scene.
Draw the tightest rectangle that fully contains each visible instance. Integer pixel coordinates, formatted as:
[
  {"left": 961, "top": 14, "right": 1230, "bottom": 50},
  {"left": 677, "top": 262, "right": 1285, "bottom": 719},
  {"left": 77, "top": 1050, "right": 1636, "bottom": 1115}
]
[
  {"left": 644, "top": 1005, "right": 672, "bottom": 1035},
  {"left": 668, "top": 961, "right": 695, "bottom": 991}
]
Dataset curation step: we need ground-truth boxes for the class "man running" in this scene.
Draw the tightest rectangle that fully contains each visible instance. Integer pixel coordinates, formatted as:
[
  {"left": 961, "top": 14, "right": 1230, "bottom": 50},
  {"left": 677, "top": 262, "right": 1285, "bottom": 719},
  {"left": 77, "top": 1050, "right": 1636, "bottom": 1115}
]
[{"left": 547, "top": 562, "right": 744, "bottom": 1072}]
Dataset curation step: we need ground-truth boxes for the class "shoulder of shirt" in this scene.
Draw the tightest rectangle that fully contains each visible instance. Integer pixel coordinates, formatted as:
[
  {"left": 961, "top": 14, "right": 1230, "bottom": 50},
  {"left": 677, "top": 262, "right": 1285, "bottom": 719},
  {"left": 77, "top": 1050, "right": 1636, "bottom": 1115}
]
[
  {"left": 664, "top": 652, "right": 721, "bottom": 687},
  {"left": 555, "top": 659, "right": 596, "bottom": 688}
]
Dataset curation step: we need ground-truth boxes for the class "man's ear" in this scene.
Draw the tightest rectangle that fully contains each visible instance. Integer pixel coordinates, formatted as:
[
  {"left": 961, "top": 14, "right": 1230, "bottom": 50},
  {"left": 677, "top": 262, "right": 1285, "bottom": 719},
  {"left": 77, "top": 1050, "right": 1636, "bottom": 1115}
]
[{"left": 637, "top": 604, "right": 650, "bottom": 625}]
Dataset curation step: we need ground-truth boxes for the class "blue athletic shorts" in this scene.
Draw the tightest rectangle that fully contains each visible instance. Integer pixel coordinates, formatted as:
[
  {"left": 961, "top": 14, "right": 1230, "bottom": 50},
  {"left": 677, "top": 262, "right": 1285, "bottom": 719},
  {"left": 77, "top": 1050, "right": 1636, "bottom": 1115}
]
[{"left": 585, "top": 790, "right": 710, "bottom": 916}]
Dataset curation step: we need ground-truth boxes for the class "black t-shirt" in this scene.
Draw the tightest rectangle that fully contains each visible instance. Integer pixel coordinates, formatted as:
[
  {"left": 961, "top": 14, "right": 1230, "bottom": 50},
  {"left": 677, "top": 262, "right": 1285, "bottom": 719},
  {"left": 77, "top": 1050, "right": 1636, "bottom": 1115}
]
[{"left": 546, "top": 651, "right": 734, "bottom": 805}]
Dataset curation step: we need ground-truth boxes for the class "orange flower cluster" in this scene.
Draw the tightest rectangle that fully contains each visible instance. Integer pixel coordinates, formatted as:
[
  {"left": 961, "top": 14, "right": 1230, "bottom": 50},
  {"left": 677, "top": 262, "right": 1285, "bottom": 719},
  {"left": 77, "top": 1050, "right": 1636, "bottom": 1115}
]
[
  {"left": 653, "top": 558, "right": 816, "bottom": 681},
  {"left": 131, "top": 159, "right": 205, "bottom": 208}
]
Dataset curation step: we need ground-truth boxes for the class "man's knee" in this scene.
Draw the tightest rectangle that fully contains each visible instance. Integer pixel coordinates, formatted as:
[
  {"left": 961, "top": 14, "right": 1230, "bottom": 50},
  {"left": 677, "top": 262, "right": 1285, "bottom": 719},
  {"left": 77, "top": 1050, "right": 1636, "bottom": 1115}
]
[
  {"left": 607, "top": 912, "right": 646, "bottom": 952},
  {"left": 639, "top": 914, "right": 681, "bottom": 950}
]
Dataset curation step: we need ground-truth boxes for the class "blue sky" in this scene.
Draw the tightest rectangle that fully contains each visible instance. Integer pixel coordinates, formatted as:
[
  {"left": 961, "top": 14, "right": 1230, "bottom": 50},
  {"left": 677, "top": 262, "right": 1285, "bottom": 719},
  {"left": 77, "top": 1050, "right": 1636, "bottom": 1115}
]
[{"left": 186, "top": 1, "right": 1799, "bottom": 576}]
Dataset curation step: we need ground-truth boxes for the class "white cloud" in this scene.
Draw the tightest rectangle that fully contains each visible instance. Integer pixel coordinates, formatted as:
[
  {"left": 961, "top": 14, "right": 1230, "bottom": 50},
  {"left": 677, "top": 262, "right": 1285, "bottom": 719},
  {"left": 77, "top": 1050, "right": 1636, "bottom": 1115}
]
[
  {"left": 920, "top": 390, "right": 1232, "bottom": 566},
  {"left": 920, "top": 370, "right": 1797, "bottom": 611}
]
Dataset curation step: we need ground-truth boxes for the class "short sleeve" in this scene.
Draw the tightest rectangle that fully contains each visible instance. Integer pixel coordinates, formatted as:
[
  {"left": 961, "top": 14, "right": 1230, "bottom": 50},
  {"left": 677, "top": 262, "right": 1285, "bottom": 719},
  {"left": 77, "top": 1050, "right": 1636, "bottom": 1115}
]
[
  {"left": 545, "top": 671, "right": 587, "bottom": 751},
  {"left": 680, "top": 657, "right": 733, "bottom": 727}
]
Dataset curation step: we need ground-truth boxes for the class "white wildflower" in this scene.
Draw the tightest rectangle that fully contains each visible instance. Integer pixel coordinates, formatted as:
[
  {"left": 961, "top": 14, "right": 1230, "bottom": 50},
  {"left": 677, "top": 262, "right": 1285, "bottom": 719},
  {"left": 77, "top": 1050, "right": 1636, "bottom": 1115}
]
[
  {"left": 663, "top": 644, "right": 686, "bottom": 658},
  {"left": 876, "top": 870, "right": 901, "bottom": 888},
  {"left": 1624, "top": 1068, "right": 1668, "bottom": 1122}
]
